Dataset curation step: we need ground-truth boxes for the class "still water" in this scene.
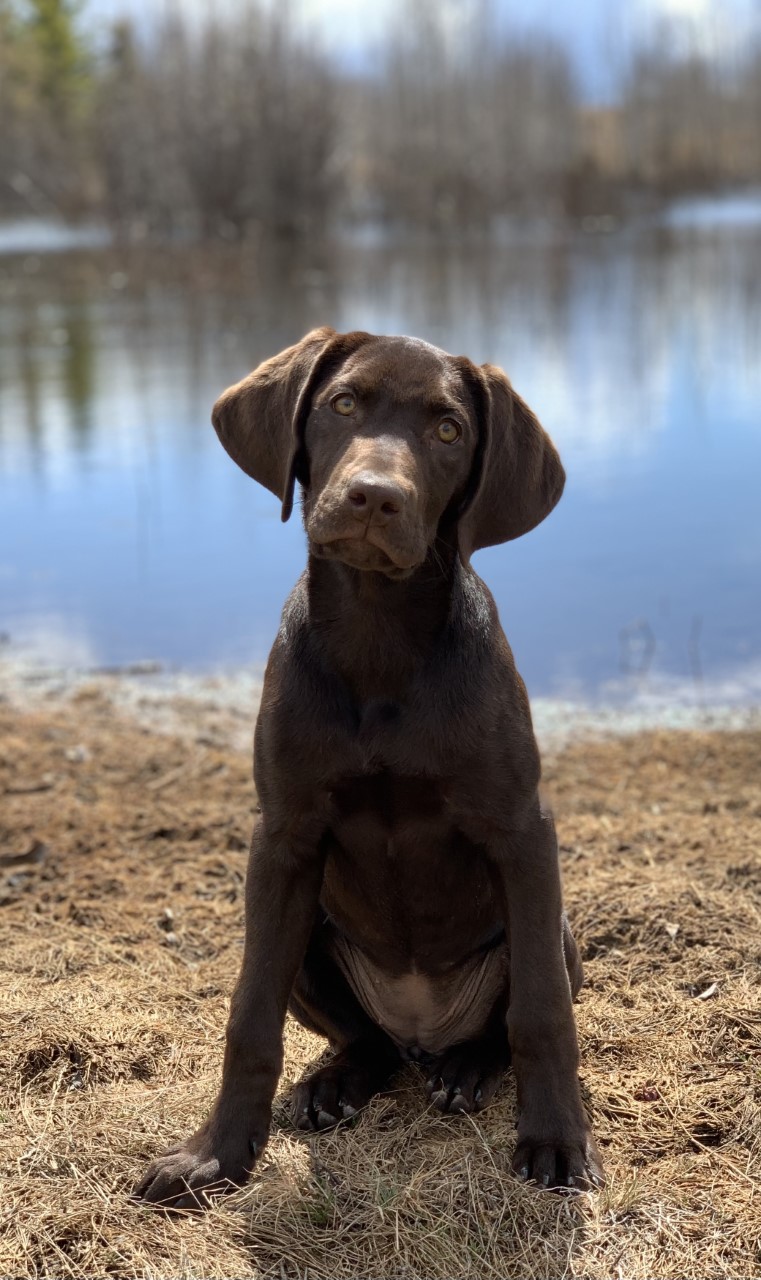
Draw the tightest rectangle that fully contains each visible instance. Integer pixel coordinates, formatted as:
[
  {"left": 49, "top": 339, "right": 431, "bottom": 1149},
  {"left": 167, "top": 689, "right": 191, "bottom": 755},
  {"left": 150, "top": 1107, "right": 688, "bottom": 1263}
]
[{"left": 1, "top": 210, "right": 760, "bottom": 704}]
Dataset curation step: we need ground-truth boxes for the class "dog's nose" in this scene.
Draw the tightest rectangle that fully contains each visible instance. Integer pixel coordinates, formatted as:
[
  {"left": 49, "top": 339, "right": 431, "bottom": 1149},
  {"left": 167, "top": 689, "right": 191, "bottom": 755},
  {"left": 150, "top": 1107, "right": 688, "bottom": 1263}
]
[{"left": 346, "top": 474, "right": 404, "bottom": 523}]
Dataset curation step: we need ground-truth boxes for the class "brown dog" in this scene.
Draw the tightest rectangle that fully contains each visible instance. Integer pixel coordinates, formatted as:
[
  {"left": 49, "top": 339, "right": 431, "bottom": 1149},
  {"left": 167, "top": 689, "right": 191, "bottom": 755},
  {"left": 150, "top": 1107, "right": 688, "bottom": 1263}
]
[{"left": 134, "top": 327, "right": 604, "bottom": 1210}]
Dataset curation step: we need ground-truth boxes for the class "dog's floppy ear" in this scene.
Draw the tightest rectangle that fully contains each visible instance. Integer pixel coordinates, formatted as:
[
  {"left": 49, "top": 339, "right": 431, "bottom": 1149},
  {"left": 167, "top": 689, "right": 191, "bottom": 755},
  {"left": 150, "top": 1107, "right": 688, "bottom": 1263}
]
[
  {"left": 458, "top": 362, "right": 565, "bottom": 557},
  {"left": 212, "top": 326, "right": 354, "bottom": 521}
]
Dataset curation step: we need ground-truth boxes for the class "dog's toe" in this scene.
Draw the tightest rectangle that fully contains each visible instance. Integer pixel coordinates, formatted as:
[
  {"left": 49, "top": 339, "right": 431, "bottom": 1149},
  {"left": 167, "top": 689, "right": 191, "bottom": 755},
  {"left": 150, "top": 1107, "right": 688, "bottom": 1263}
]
[
  {"left": 511, "top": 1129, "right": 605, "bottom": 1192},
  {"left": 426, "top": 1034, "right": 509, "bottom": 1115},
  {"left": 291, "top": 1073, "right": 356, "bottom": 1131},
  {"left": 290, "top": 1040, "right": 395, "bottom": 1133}
]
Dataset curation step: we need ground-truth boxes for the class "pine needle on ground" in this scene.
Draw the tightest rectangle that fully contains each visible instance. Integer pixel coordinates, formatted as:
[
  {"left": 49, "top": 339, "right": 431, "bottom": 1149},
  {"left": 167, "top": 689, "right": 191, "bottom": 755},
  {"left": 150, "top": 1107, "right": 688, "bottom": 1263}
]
[{"left": 1, "top": 696, "right": 759, "bottom": 1278}]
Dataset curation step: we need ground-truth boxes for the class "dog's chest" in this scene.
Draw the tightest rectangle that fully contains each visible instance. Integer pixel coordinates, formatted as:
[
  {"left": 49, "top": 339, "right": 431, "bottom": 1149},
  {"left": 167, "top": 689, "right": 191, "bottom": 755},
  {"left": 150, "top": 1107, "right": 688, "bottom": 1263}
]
[
  {"left": 326, "top": 769, "right": 459, "bottom": 885},
  {"left": 329, "top": 770, "right": 447, "bottom": 827},
  {"left": 321, "top": 767, "right": 500, "bottom": 981}
]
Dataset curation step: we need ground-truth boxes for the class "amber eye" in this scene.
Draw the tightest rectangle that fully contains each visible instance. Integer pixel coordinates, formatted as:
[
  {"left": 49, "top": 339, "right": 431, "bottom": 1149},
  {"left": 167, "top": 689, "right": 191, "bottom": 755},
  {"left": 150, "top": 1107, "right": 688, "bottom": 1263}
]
[
  {"left": 332, "top": 393, "right": 356, "bottom": 416},
  {"left": 437, "top": 419, "right": 461, "bottom": 444}
]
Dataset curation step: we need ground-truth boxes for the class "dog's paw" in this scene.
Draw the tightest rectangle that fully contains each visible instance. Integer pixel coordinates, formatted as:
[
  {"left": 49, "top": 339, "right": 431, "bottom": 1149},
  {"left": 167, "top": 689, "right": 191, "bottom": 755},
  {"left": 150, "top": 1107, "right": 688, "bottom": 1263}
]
[
  {"left": 132, "top": 1129, "right": 256, "bottom": 1212},
  {"left": 426, "top": 1035, "right": 509, "bottom": 1114},
  {"left": 511, "top": 1128, "right": 605, "bottom": 1191},
  {"left": 291, "top": 1041, "right": 394, "bottom": 1132}
]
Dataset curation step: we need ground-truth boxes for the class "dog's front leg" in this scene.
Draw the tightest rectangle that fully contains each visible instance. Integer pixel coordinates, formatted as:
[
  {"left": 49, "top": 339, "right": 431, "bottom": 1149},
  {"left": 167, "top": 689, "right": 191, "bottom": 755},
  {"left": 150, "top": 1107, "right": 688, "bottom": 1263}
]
[
  {"left": 497, "top": 805, "right": 605, "bottom": 1190},
  {"left": 134, "top": 819, "right": 324, "bottom": 1210}
]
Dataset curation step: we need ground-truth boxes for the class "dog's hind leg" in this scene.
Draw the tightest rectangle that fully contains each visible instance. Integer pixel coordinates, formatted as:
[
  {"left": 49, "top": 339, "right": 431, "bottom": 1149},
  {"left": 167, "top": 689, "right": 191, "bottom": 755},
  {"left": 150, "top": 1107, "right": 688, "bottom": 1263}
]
[
  {"left": 425, "top": 1013, "right": 510, "bottom": 1116},
  {"left": 288, "top": 915, "right": 401, "bottom": 1131}
]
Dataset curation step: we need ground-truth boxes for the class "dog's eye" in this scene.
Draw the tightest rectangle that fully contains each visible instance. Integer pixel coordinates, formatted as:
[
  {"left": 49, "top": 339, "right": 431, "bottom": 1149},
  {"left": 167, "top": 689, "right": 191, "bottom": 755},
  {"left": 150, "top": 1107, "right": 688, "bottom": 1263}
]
[
  {"left": 332, "top": 393, "right": 356, "bottom": 416},
  {"left": 437, "top": 420, "right": 461, "bottom": 444}
]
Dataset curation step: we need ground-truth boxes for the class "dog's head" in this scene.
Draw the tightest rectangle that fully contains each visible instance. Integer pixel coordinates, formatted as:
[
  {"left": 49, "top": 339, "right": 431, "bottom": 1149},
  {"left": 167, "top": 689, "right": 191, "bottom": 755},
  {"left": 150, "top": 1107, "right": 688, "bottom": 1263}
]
[{"left": 212, "top": 327, "right": 564, "bottom": 577}]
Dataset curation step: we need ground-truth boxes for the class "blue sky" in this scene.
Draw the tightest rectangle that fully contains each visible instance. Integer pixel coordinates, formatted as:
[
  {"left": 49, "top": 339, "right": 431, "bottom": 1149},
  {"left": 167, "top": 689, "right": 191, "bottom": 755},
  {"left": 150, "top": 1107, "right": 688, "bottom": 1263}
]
[{"left": 84, "top": 0, "right": 760, "bottom": 102}]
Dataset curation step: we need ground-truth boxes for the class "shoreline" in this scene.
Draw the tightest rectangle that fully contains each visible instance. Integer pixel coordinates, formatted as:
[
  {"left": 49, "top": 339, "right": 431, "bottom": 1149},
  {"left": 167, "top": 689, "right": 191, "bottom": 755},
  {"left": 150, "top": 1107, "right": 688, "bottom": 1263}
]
[{"left": 2, "top": 649, "right": 759, "bottom": 753}]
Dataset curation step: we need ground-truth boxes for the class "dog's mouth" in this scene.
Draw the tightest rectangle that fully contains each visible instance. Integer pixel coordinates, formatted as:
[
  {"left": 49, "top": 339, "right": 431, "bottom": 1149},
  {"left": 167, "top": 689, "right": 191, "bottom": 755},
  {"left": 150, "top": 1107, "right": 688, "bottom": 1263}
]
[{"left": 310, "top": 534, "right": 419, "bottom": 579}]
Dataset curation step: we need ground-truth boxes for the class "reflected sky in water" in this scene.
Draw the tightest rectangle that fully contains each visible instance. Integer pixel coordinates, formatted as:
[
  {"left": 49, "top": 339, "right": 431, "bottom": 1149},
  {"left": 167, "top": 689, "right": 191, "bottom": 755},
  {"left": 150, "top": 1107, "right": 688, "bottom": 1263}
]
[{"left": 1, "top": 218, "right": 760, "bottom": 703}]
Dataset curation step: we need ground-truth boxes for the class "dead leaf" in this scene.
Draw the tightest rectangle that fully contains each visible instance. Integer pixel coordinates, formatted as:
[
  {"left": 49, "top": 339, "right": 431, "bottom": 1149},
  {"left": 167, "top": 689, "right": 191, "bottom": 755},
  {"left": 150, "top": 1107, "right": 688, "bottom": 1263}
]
[{"left": 696, "top": 982, "right": 719, "bottom": 1000}]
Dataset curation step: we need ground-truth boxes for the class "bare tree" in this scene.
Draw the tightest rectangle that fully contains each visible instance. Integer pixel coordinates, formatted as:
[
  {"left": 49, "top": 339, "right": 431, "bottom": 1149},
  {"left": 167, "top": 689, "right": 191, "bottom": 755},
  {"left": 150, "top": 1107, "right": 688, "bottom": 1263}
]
[
  {"left": 3, "top": 0, "right": 761, "bottom": 236},
  {"left": 360, "top": 0, "right": 578, "bottom": 228},
  {"left": 94, "top": 5, "right": 340, "bottom": 239}
]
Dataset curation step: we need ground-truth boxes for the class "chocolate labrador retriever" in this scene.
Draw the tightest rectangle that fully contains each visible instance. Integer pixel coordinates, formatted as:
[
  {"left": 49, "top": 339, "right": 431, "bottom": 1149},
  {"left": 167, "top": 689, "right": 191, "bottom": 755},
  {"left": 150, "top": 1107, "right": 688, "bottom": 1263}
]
[{"left": 134, "top": 327, "right": 604, "bottom": 1210}]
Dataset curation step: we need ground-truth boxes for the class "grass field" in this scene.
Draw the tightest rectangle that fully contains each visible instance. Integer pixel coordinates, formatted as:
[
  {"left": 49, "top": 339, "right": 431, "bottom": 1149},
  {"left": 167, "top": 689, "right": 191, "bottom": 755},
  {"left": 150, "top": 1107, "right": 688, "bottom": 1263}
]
[{"left": 1, "top": 691, "right": 759, "bottom": 1278}]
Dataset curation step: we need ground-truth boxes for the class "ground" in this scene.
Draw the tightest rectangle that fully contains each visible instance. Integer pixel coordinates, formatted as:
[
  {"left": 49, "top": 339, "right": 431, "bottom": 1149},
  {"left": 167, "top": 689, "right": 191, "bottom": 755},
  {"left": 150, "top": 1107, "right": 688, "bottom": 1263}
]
[{"left": 1, "top": 690, "right": 759, "bottom": 1279}]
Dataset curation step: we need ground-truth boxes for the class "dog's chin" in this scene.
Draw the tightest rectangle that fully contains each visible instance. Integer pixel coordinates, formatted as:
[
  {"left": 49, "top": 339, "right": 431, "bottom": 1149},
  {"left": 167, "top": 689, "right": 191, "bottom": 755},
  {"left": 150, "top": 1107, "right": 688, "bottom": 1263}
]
[{"left": 310, "top": 537, "right": 421, "bottom": 580}]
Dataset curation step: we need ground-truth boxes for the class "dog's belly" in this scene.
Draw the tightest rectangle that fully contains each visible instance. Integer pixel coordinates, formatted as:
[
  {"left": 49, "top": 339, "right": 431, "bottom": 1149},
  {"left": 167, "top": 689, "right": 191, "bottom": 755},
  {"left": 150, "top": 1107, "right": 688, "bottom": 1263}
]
[{"left": 330, "top": 930, "right": 509, "bottom": 1055}]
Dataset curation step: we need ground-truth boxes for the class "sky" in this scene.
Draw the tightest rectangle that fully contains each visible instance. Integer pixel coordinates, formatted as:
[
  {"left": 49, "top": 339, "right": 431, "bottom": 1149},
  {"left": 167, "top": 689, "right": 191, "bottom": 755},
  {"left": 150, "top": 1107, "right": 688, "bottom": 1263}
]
[{"left": 83, "top": 0, "right": 760, "bottom": 102}]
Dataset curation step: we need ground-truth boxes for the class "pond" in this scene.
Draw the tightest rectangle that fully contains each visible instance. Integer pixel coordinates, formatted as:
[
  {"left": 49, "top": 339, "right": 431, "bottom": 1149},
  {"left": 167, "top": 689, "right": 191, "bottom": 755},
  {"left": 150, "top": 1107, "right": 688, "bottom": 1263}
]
[{"left": 1, "top": 209, "right": 760, "bottom": 707}]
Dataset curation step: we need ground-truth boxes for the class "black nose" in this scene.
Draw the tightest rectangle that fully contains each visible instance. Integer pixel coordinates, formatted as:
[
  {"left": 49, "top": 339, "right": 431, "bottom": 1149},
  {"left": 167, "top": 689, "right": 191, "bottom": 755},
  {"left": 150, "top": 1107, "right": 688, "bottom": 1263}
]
[{"left": 346, "top": 474, "right": 404, "bottom": 523}]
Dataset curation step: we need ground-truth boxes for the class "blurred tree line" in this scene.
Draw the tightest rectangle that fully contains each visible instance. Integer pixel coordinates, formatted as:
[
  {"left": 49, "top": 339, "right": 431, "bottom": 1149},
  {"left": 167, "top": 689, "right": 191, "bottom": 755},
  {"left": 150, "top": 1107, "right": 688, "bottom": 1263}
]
[{"left": 2, "top": 0, "right": 761, "bottom": 237}]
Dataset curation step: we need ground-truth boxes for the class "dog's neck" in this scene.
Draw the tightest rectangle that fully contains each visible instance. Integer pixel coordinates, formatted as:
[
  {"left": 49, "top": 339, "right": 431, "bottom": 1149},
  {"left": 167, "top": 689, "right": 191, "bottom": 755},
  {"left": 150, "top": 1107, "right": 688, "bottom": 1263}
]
[{"left": 306, "top": 537, "right": 462, "bottom": 703}]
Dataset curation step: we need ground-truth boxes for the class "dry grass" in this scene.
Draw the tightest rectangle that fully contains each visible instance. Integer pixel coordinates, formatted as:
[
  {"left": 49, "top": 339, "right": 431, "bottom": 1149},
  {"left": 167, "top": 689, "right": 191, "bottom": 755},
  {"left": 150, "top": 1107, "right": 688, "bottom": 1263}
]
[{"left": 1, "top": 690, "right": 759, "bottom": 1278}]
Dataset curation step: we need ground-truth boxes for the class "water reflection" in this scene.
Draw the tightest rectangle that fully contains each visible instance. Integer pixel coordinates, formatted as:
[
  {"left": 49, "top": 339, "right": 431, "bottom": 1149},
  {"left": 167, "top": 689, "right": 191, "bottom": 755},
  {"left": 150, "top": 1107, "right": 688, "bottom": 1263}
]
[
  {"left": 1, "top": 219, "right": 760, "bottom": 702},
  {"left": 61, "top": 305, "right": 95, "bottom": 443}
]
